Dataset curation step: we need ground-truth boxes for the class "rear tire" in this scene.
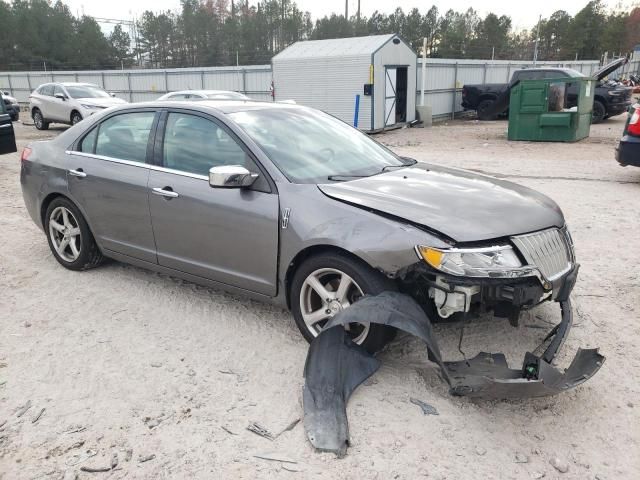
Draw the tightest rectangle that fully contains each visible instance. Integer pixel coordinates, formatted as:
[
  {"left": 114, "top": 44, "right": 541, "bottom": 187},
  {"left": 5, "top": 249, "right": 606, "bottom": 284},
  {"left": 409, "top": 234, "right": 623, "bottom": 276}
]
[
  {"left": 44, "top": 197, "right": 103, "bottom": 271},
  {"left": 33, "top": 109, "right": 49, "bottom": 130},
  {"left": 477, "top": 99, "right": 497, "bottom": 121},
  {"left": 591, "top": 100, "right": 606, "bottom": 124},
  {"left": 290, "top": 252, "right": 396, "bottom": 353}
]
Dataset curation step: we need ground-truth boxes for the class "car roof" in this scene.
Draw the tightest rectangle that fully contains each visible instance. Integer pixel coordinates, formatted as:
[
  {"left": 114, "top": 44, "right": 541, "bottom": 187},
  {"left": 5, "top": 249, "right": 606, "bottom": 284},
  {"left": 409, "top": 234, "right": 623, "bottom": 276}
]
[
  {"left": 59, "top": 82, "right": 99, "bottom": 87},
  {"left": 110, "top": 99, "right": 302, "bottom": 115},
  {"left": 517, "top": 67, "right": 585, "bottom": 78},
  {"left": 167, "top": 90, "right": 244, "bottom": 95}
]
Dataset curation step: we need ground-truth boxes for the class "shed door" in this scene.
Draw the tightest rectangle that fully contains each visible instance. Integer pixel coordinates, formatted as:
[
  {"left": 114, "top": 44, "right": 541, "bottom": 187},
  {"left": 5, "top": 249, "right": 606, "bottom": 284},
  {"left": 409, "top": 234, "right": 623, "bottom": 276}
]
[{"left": 385, "top": 68, "right": 397, "bottom": 126}]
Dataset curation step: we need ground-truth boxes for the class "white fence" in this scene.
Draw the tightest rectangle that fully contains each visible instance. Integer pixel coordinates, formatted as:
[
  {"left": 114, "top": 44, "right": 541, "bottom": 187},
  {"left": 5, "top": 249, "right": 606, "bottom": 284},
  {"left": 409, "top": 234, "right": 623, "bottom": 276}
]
[
  {"left": 0, "top": 65, "right": 273, "bottom": 104},
  {"left": 418, "top": 57, "right": 640, "bottom": 119},
  {"left": 2, "top": 56, "right": 638, "bottom": 120}
]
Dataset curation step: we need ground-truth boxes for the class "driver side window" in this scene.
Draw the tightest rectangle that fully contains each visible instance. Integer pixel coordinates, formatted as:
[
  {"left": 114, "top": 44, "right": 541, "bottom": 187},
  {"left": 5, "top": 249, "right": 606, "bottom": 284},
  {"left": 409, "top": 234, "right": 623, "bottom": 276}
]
[{"left": 162, "top": 113, "right": 251, "bottom": 176}]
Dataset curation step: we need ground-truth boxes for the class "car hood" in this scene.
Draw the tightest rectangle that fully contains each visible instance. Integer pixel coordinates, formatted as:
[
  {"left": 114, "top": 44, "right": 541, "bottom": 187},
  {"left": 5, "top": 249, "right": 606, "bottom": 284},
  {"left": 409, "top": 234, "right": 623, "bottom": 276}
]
[
  {"left": 593, "top": 57, "right": 627, "bottom": 81},
  {"left": 2, "top": 94, "right": 18, "bottom": 104},
  {"left": 76, "top": 97, "right": 128, "bottom": 107},
  {"left": 318, "top": 163, "right": 564, "bottom": 243}
]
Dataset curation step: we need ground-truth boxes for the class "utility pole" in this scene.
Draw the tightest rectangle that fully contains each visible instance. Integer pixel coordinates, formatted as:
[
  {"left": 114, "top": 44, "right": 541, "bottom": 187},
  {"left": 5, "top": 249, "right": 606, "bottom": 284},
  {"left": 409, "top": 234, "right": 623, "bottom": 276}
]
[
  {"left": 345, "top": 0, "right": 348, "bottom": 19},
  {"left": 533, "top": 14, "right": 542, "bottom": 66},
  {"left": 357, "top": 0, "right": 360, "bottom": 22}
]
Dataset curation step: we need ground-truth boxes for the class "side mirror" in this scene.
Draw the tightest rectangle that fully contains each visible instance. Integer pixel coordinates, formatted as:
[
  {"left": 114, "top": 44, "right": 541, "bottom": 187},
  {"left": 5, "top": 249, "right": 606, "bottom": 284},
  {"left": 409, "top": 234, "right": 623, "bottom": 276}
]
[
  {"left": 110, "top": 93, "right": 116, "bottom": 97},
  {"left": 209, "top": 165, "right": 258, "bottom": 188},
  {"left": 54, "top": 93, "right": 67, "bottom": 100}
]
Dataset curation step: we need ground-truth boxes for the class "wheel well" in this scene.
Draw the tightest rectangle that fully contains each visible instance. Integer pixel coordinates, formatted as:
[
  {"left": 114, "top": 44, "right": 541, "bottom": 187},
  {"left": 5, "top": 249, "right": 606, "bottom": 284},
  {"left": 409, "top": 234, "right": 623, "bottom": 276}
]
[
  {"left": 31, "top": 107, "right": 40, "bottom": 117},
  {"left": 70, "top": 110, "right": 81, "bottom": 121},
  {"left": 283, "top": 245, "right": 371, "bottom": 309},
  {"left": 593, "top": 96, "right": 606, "bottom": 107},
  {"left": 40, "top": 193, "right": 65, "bottom": 227}
]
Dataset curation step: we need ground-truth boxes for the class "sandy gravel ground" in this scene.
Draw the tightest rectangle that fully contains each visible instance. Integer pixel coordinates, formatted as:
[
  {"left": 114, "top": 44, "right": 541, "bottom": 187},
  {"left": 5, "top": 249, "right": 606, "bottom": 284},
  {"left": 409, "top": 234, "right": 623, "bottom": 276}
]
[{"left": 1, "top": 113, "right": 639, "bottom": 480}]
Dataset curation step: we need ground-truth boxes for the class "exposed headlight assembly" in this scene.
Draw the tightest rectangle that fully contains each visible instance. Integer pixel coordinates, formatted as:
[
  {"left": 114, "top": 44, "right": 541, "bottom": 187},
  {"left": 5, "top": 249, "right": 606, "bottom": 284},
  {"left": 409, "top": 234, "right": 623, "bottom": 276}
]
[{"left": 416, "top": 244, "right": 531, "bottom": 278}]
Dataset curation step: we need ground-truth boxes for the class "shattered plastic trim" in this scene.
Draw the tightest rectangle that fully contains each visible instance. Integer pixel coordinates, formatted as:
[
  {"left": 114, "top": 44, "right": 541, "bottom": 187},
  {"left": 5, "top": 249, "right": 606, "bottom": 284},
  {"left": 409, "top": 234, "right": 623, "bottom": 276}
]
[{"left": 302, "top": 292, "right": 604, "bottom": 456}]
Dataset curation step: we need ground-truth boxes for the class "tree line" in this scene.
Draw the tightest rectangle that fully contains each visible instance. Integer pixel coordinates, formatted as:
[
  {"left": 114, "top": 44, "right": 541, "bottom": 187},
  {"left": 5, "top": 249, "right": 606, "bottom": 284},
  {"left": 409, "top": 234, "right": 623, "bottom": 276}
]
[{"left": 0, "top": 0, "right": 638, "bottom": 71}]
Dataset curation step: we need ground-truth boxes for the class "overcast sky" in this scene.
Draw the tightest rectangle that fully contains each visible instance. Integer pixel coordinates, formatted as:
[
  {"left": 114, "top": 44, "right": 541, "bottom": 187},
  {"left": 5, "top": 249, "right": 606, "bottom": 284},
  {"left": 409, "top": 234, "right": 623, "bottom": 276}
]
[{"left": 66, "top": 0, "right": 637, "bottom": 31}]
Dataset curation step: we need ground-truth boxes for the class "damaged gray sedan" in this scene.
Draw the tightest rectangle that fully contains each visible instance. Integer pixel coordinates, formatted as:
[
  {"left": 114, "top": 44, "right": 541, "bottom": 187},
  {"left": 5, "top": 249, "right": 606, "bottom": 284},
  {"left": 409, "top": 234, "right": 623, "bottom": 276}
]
[{"left": 22, "top": 101, "right": 578, "bottom": 353}]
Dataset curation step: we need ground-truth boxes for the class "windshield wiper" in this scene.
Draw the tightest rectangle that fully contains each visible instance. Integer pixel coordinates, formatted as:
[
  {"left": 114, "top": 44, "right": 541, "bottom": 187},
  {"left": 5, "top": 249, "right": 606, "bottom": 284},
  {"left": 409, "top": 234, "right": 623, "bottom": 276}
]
[
  {"left": 327, "top": 174, "right": 371, "bottom": 181},
  {"left": 381, "top": 158, "right": 418, "bottom": 172}
]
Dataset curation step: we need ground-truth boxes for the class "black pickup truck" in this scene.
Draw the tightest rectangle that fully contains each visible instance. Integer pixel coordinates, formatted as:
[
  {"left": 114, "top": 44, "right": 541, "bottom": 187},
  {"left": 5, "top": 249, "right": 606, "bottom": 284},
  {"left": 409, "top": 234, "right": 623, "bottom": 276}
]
[{"left": 462, "top": 58, "right": 633, "bottom": 123}]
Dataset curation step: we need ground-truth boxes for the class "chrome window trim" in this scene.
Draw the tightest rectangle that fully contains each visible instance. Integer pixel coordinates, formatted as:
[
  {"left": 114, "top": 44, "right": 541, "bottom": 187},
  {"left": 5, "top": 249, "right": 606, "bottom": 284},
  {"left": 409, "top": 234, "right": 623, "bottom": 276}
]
[{"left": 65, "top": 150, "right": 209, "bottom": 181}]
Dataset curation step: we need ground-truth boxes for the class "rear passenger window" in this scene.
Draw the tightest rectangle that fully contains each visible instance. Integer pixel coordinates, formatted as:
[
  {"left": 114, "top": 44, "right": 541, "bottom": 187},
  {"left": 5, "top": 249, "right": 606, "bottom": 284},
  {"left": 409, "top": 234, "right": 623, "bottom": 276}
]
[
  {"left": 162, "top": 113, "right": 251, "bottom": 176},
  {"left": 79, "top": 127, "right": 98, "bottom": 153},
  {"left": 39, "top": 84, "right": 54, "bottom": 96},
  {"left": 94, "top": 112, "right": 155, "bottom": 162}
]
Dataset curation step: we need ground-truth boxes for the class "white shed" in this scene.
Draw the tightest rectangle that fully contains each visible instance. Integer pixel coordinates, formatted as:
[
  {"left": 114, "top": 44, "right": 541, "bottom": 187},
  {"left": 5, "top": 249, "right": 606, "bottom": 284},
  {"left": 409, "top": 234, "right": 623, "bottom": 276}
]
[{"left": 272, "top": 34, "right": 417, "bottom": 132}]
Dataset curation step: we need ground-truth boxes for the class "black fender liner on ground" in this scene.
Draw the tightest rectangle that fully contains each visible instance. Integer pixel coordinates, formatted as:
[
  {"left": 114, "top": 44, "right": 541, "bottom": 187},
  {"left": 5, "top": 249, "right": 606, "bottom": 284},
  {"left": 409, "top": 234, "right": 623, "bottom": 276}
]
[{"left": 302, "top": 291, "right": 604, "bottom": 455}]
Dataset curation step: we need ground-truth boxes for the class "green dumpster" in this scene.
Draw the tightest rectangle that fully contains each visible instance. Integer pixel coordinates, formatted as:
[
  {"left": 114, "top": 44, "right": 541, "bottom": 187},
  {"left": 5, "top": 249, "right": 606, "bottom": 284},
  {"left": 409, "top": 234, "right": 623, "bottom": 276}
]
[{"left": 508, "top": 77, "right": 596, "bottom": 142}]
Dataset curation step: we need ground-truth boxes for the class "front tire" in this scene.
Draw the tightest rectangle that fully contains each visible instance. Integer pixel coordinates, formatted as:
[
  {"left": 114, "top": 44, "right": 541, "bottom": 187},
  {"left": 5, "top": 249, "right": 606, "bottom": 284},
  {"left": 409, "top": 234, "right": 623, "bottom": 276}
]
[
  {"left": 33, "top": 109, "right": 49, "bottom": 130},
  {"left": 290, "top": 252, "right": 396, "bottom": 353},
  {"left": 44, "top": 197, "right": 103, "bottom": 271}
]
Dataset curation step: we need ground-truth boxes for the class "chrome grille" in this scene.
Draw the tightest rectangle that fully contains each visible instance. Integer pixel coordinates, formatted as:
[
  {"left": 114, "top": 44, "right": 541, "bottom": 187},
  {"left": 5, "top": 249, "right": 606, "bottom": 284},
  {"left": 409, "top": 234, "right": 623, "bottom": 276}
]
[{"left": 511, "top": 228, "right": 572, "bottom": 280}]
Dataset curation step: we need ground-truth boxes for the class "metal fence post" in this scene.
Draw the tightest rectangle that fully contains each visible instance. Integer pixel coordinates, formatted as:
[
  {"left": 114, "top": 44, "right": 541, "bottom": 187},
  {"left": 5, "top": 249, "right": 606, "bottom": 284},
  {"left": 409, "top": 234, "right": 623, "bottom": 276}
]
[
  {"left": 506, "top": 63, "right": 511, "bottom": 82},
  {"left": 27, "top": 73, "right": 31, "bottom": 91},
  {"left": 7, "top": 74, "right": 13, "bottom": 96},
  {"left": 451, "top": 62, "right": 458, "bottom": 120},
  {"left": 127, "top": 72, "right": 133, "bottom": 102},
  {"left": 242, "top": 69, "right": 247, "bottom": 94},
  {"left": 200, "top": 70, "right": 205, "bottom": 89},
  {"left": 164, "top": 71, "right": 169, "bottom": 93},
  {"left": 101, "top": 72, "right": 105, "bottom": 89},
  {"left": 483, "top": 63, "right": 487, "bottom": 84}
]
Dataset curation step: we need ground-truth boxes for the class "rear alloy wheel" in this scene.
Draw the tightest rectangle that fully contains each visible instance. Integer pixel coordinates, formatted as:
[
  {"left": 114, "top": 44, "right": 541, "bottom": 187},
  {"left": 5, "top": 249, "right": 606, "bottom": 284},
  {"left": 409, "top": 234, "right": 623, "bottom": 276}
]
[
  {"left": 591, "top": 100, "right": 606, "bottom": 124},
  {"left": 71, "top": 111, "right": 83, "bottom": 125},
  {"left": 45, "top": 197, "right": 103, "bottom": 271},
  {"left": 291, "top": 253, "right": 396, "bottom": 353},
  {"left": 33, "top": 109, "right": 49, "bottom": 130}
]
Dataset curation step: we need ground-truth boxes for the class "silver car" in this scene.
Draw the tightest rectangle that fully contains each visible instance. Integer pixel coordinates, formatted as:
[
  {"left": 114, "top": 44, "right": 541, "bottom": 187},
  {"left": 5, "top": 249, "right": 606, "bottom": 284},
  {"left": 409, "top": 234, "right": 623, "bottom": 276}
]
[
  {"left": 29, "top": 82, "right": 127, "bottom": 130},
  {"left": 157, "top": 90, "right": 250, "bottom": 101},
  {"left": 20, "top": 101, "right": 578, "bottom": 352}
]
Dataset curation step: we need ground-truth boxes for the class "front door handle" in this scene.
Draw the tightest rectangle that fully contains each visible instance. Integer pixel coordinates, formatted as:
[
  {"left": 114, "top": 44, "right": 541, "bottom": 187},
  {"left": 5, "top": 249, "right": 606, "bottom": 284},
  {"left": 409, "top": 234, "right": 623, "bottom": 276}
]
[
  {"left": 152, "top": 187, "right": 179, "bottom": 198},
  {"left": 68, "top": 168, "right": 86, "bottom": 178}
]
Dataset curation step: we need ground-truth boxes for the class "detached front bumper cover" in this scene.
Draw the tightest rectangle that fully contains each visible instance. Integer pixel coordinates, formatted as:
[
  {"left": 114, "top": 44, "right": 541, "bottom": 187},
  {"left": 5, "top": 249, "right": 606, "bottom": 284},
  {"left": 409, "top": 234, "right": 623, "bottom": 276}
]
[{"left": 303, "top": 291, "right": 604, "bottom": 456}]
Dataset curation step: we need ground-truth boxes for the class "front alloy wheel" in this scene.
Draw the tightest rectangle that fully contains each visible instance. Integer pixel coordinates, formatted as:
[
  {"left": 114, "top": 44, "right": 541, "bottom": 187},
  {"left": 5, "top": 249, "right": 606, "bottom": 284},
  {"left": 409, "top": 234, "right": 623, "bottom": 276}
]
[
  {"left": 300, "top": 268, "right": 369, "bottom": 344},
  {"left": 290, "top": 252, "right": 396, "bottom": 353}
]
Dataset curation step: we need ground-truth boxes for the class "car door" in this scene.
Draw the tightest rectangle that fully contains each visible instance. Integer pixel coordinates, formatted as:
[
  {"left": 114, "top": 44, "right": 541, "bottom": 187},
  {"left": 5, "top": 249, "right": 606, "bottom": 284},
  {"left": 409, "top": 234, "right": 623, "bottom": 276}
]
[
  {"left": 34, "top": 84, "right": 55, "bottom": 119},
  {"left": 67, "top": 110, "right": 158, "bottom": 263},
  {"left": 49, "top": 85, "right": 70, "bottom": 121},
  {"left": 148, "top": 110, "right": 279, "bottom": 295},
  {"left": 0, "top": 100, "right": 17, "bottom": 155}
]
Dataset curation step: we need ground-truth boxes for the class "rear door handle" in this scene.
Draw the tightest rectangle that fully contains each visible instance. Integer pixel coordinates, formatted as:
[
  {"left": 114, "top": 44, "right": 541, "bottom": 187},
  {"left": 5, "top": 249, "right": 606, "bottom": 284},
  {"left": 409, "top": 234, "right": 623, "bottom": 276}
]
[
  {"left": 152, "top": 187, "right": 179, "bottom": 198},
  {"left": 68, "top": 168, "right": 86, "bottom": 178}
]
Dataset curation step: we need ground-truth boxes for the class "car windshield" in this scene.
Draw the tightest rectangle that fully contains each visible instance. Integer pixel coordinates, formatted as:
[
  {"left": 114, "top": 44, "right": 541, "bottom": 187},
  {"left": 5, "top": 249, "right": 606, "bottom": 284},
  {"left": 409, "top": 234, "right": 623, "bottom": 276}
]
[
  {"left": 229, "top": 108, "right": 406, "bottom": 184},
  {"left": 65, "top": 85, "right": 110, "bottom": 99}
]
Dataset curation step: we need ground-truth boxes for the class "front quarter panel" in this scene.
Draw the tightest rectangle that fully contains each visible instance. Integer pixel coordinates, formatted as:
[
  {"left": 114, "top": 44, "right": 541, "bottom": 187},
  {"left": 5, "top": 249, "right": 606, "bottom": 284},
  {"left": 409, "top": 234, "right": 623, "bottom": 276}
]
[{"left": 277, "top": 183, "right": 450, "bottom": 291}]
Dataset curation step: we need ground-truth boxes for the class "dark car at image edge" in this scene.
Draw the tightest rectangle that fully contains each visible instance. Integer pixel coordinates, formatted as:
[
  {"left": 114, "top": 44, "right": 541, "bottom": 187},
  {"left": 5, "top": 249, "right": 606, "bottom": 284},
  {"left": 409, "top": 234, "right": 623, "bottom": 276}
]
[
  {"left": 462, "top": 58, "right": 633, "bottom": 123},
  {"left": 616, "top": 103, "right": 640, "bottom": 167}
]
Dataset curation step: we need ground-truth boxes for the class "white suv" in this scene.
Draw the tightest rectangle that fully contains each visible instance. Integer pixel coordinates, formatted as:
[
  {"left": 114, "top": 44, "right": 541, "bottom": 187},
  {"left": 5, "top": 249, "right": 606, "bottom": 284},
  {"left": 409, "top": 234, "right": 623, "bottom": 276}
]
[{"left": 29, "top": 83, "right": 127, "bottom": 130}]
